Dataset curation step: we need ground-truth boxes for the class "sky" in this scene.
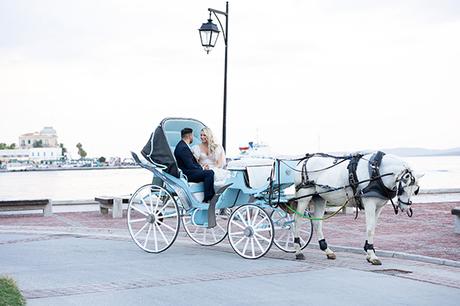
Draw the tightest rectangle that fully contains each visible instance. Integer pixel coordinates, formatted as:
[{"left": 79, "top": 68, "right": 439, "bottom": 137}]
[{"left": 1, "top": 0, "right": 459, "bottom": 158}]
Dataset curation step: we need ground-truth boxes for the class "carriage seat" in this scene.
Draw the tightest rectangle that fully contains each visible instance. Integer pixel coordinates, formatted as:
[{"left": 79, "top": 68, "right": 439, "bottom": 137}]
[
  {"left": 164, "top": 131, "right": 201, "bottom": 153},
  {"left": 228, "top": 158, "right": 274, "bottom": 189}
]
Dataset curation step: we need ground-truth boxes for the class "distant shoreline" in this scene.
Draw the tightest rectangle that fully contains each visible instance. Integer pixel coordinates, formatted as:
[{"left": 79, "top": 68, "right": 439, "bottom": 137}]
[{"left": 0, "top": 166, "right": 141, "bottom": 173}]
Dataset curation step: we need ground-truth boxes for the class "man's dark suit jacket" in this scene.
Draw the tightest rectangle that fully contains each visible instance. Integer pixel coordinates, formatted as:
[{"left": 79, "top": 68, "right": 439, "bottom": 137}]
[
  {"left": 174, "top": 140, "right": 215, "bottom": 202},
  {"left": 173, "top": 140, "right": 202, "bottom": 176}
]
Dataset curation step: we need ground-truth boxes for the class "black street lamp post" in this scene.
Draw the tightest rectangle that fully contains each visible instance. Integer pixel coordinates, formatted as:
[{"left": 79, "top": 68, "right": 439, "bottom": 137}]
[{"left": 199, "top": 2, "right": 229, "bottom": 151}]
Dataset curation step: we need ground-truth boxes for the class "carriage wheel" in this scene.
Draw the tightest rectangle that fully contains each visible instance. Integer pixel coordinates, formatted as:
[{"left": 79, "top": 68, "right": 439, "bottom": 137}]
[
  {"left": 182, "top": 208, "right": 230, "bottom": 246},
  {"left": 271, "top": 207, "right": 313, "bottom": 253},
  {"left": 228, "top": 205, "right": 274, "bottom": 259},
  {"left": 127, "top": 184, "right": 180, "bottom": 253}
]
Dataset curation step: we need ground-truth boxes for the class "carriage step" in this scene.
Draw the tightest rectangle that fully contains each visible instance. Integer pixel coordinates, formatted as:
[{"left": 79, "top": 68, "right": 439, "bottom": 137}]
[{"left": 207, "top": 183, "right": 233, "bottom": 228}]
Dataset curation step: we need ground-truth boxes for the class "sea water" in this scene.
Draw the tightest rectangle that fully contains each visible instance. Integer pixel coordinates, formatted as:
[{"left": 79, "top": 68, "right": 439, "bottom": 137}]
[{"left": 0, "top": 156, "right": 459, "bottom": 201}]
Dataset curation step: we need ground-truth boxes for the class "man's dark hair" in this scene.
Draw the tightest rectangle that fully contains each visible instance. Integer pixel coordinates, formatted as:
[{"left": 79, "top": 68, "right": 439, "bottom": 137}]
[{"left": 181, "top": 128, "right": 193, "bottom": 138}]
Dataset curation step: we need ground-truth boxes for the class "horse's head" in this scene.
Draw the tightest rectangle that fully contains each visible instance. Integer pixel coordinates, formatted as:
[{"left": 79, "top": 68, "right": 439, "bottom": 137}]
[{"left": 395, "top": 169, "right": 423, "bottom": 215}]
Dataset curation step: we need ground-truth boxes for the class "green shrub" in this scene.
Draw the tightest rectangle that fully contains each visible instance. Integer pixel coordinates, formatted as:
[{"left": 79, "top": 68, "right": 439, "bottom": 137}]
[{"left": 0, "top": 276, "right": 26, "bottom": 306}]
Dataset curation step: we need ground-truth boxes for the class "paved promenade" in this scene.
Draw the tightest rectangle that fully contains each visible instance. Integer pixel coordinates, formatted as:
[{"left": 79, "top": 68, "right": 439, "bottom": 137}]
[{"left": 1, "top": 201, "right": 459, "bottom": 305}]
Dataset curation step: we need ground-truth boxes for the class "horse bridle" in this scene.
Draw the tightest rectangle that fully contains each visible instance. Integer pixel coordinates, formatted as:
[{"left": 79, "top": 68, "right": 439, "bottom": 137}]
[{"left": 393, "top": 169, "right": 418, "bottom": 217}]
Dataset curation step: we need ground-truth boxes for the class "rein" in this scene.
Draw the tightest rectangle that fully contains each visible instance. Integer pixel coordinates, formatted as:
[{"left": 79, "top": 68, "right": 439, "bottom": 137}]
[{"left": 284, "top": 198, "right": 352, "bottom": 221}]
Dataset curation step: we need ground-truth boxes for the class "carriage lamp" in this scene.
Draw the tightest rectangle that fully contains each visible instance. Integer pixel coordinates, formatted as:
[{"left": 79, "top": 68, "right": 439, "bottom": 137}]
[
  {"left": 198, "top": 2, "right": 229, "bottom": 151},
  {"left": 198, "top": 18, "right": 220, "bottom": 54}
]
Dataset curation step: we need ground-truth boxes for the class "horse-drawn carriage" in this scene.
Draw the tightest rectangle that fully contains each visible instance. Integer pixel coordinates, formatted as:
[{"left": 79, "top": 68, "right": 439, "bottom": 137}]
[
  {"left": 128, "top": 117, "right": 421, "bottom": 264},
  {"left": 128, "top": 117, "right": 313, "bottom": 259}
]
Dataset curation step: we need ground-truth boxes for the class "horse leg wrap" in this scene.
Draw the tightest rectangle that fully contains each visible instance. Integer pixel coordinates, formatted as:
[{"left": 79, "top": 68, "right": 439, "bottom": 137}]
[
  {"left": 294, "top": 237, "right": 301, "bottom": 246},
  {"left": 319, "top": 239, "right": 328, "bottom": 251},
  {"left": 364, "top": 240, "right": 375, "bottom": 252},
  {"left": 294, "top": 237, "right": 305, "bottom": 260}
]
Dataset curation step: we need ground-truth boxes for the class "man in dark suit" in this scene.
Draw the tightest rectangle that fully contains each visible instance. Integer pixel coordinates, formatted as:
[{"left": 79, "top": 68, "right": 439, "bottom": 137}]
[{"left": 174, "top": 128, "right": 215, "bottom": 202}]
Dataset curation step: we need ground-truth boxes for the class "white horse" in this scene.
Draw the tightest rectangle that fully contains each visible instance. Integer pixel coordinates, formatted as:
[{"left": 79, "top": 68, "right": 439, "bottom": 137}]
[{"left": 292, "top": 152, "right": 422, "bottom": 265}]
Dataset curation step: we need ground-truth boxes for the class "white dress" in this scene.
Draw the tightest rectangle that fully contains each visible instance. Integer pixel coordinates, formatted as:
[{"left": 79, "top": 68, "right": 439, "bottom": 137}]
[{"left": 191, "top": 144, "right": 230, "bottom": 186}]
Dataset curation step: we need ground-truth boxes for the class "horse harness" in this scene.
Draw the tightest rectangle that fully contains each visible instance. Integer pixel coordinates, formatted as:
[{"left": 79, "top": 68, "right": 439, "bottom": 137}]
[
  {"left": 347, "top": 151, "right": 399, "bottom": 210},
  {"left": 295, "top": 155, "right": 315, "bottom": 192}
]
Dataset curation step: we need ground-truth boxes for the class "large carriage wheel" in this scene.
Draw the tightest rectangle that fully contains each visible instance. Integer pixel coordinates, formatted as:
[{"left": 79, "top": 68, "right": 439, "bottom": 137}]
[
  {"left": 271, "top": 207, "right": 313, "bottom": 253},
  {"left": 182, "top": 208, "right": 230, "bottom": 246},
  {"left": 228, "top": 205, "right": 274, "bottom": 259},
  {"left": 127, "top": 184, "right": 180, "bottom": 253}
]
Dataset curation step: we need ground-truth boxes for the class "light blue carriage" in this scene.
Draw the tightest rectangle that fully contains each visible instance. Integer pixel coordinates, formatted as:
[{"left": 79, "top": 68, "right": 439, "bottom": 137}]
[{"left": 128, "top": 118, "right": 313, "bottom": 259}]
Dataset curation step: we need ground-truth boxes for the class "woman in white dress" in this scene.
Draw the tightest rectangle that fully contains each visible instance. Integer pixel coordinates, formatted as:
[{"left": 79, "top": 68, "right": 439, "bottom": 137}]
[{"left": 191, "top": 127, "right": 230, "bottom": 186}]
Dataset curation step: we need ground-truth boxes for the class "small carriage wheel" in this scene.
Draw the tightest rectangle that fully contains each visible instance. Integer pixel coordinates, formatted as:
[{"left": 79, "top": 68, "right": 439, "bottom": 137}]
[
  {"left": 182, "top": 208, "right": 229, "bottom": 246},
  {"left": 227, "top": 204, "right": 274, "bottom": 259},
  {"left": 127, "top": 184, "right": 180, "bottom": 253},
  {"left": 270, "top": 208, "right": 313, "bottom": 253}
]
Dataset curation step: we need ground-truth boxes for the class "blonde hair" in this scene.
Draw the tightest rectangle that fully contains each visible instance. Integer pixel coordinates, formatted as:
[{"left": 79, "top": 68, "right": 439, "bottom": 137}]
[{"left": 201, "top": 127, "right": 219, "bottom": 155}]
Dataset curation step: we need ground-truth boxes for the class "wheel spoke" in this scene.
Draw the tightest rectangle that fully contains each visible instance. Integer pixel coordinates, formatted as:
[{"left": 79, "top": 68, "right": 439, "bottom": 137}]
[
  {"left": 203, "top": 227, "right": 207, "bottom": 243},
  {"left": 254, "top": 216, "right": 268, "bottom": 229},
  {"left": 131, "top": 205, "right": 148, "bottom": 217},
  {"left": 245, "top": 207, "right": 251, "bottom": 226},
  {"left": 230, "top": 220, "right": 246, "bottom": 230},
  {"left": 134, "top": 222, "right": 149, "bottom": 237},
  {"left": 140, "top": 198, "right": 151, "bottom": 214},
  {"left": 152, "top": 222, "right": 159, "bottom": 251},
  {"left": 129, "top": 218, "right": 145, "bottom": 223},
  {"left": 161, "top": 211, "right": 178, "bottom": 219},
  {"left": 216, "top": 222, "right": 226, "bottom": 232},
  {"left": 155, "top": 189, "right": 163, "bottom": 213},
  {"left": 251, "top": 209, "right": 260, "bottom": 226},
  {"left": 211, "top": 229, "right": 217, "bottom": 242},
  {"left": 230, "top": 231, "right": 244, "bottom": 236},
  {"left": 254, "top": 227, "right": 271, "bottom": 233},
  {"left": 277, "top": 231, "right": 288, "bottom": 242},
  {"left": 157, "top": 220, "right": 177, "bottom": 233},
  {"left": 254, "top": 235, "right": 265, "bottom": 253},
  {"left": 300, "top": 236, "right": 307, "bottom": 245},
  {"left": 233, "top": 236, "right": 246, "bottom": 247},
  {"left": 149, "top": 190, "right": 154, "bottom": 214},
  {"left": 236, "top": 211, "right": 248, "bottom": 227},
  {"left": 156, "top": 201, "right": 173, "bottom": 216},
  {"left": 242, "top": 238, "right": 249, "bottom": 255},
  {"left": 155, "top": 222, "right": 169, "bottom": 245},
  {"left": 254, "top": 232, "right": 271, "bottom": 243},
  {"left": 143, "top": 224, "right": 152, "bottom": 248},
  {"left": 284, "top": 234, "right": 290, "bottom": 249},
  {"left": 251, "top": 238, "right": 255, "bottom": 257}
]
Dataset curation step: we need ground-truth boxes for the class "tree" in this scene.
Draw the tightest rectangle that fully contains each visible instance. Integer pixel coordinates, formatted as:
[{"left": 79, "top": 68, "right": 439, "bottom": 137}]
[
  {"left": 33, "top": 140, "right": 43, "bottom": 148},
  {"left": 0, "top": 143, "right": 16, "bottom": 149},
  {"left": 59, "top": 143, "right": 67, "bottom": 154},
  {"left": 76, "top": 143, "right": 87, "bottom": 159},
  {"left": 98, "top": 156, "right": 106, "bottom": 163}
]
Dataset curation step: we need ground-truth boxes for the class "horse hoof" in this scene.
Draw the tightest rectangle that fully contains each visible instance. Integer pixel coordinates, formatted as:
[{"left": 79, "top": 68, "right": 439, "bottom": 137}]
[
  {"left": 326, "top": 253, "right": 336, "bottom": 260},
  {"left": 367, "top": 257, "right": 382, "bottom": 265},
  {"left": 296, "top": 253, "right": 305, "bottom": 260}
]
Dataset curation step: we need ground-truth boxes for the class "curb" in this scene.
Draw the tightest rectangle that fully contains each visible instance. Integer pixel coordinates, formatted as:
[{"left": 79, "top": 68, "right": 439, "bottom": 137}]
[{"left": 307, "top": 243, "right": 460, "bottom": 268}]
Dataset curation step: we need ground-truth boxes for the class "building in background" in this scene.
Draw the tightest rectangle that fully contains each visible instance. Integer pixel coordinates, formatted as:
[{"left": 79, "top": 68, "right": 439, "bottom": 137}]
[
  {"left": 0, "top": 127, "right": 62, "bottom": 163},
  {"left": 19, "top": 127, "right": 58, "bottom": 149}
]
